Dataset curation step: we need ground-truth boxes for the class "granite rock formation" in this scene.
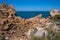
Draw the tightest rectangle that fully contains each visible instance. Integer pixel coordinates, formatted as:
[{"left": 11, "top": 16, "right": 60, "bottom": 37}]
[
  {"left": 0, "top": 3, "right": 29, "bottom": 40},
  {"left": 0, "top": 3, "right": 60, "bottom": 40},
  {"left": 50, "top": 9, "right": 60, "bottom": 17}
]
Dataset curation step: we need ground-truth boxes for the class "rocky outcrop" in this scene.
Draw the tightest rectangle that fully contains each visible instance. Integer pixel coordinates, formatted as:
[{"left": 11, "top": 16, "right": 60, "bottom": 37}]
[
  {"left": 0, "top": 3, "right": 29, "bottom": 40},
  {"left": 0, "top": 3, "right": 60, "bottom": 40},
  {"left": 28, "top": 27, "right": 48, "bottom": 38},
  {"left": 50, "top": 9, "right": 60, "bottom": 17}
]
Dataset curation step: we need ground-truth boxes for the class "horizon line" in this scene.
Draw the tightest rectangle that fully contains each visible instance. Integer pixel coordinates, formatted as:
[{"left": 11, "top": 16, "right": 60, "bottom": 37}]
[{"left": 16, "top": 10, "right": 50, "bottom": 11}]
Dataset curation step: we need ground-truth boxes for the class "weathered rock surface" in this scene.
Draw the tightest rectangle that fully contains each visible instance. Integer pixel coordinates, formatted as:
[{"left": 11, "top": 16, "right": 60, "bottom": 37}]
[
  {"left": 0, "top": 3, "right": 60, "bottom": 40},
  {"left": 50, "top": 9, "right": 60, "bottom": 17},
  {"left": 0, "top": 3, "right": 29, "bottom": 40}
]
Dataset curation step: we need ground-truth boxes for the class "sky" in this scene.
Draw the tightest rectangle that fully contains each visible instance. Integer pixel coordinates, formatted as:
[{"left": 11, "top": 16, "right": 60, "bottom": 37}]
[{"left": 0, "top": 0, "right": 60, "bottom": 11}]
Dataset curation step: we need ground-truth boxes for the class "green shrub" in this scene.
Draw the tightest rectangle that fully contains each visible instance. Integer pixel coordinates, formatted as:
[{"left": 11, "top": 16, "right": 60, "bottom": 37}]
[
  {"left": 30, "top": 36, "right": 48, "bottom": 40},
  {"left": 0, "top": 35, "right": 6, "bottom": 40}
]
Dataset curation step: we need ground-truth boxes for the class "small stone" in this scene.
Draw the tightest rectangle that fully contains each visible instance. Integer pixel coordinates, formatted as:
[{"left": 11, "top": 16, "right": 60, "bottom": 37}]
[
  {"left": 5, "top": 36, "right": 9, "bottom": 40},
  {"left": 3, "top": 25, "right": 9, "bottom": 31}
]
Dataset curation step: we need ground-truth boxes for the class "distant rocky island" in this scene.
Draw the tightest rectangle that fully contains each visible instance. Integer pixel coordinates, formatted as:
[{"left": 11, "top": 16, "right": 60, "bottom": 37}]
[{"left": 0, "top": 3, "right": 60, "bottom": 40}]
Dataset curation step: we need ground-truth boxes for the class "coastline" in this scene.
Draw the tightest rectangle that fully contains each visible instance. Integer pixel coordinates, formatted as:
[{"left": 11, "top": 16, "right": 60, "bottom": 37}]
[{"left": 0, "top": 3, "right": 60, "bottom": 40}]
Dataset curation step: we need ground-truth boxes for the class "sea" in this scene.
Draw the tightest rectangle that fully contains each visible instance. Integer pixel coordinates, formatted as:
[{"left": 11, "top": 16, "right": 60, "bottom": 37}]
[{"left": 16, "top": 11, "right": 50, "bottom": 19}]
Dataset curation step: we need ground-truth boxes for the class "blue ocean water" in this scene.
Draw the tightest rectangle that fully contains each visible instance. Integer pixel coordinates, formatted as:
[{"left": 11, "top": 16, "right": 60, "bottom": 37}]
[{"left": 16, "top": 11, "right": 50, "bottom": 19}]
